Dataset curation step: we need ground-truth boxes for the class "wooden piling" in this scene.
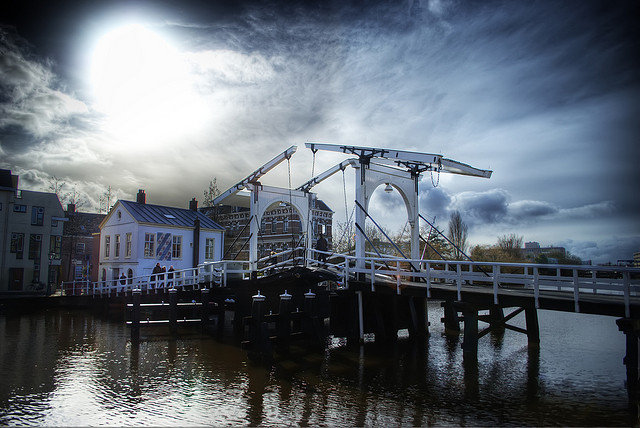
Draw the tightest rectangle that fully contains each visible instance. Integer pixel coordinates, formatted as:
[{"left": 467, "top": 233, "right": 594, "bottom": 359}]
[
  {"left": 169, "top": 288, "right": 177, "bottom": 334},
  {"left": 249, "top": 291, "right": 271, "bottom": 355},
  {"left": 525, "top": 307, "right": 540, "bottom": 345},
  {"left": 303, "top": 289, "right": 318, "bottom": 340},
  {"left": 461, "top": 305, "right": 479, "bottom": 356},
  {"left": 276, "top": 290, "right": 292, "bottom": 350},
  {"left": 617, "top": 318, "right": 640, "bottom": 400},
  {"left": 201, "top": 288, "right": 210, "bottom": 330},
  {"left": 442, "top": 300, "right": 461, "bottom": 335},
  {"left": 131, "top": 289, "right": 141, "bottom": 341}
]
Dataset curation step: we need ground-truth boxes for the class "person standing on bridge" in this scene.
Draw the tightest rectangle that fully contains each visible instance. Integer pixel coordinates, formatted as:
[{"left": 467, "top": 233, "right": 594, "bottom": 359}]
[
  {"left": 316, "top": 233, "right": 328, "bottom": 265},
  {"left": 151, "top": 263, "right": 162, "bottom": 288},
  {"left": 119, "top": 273, "right": 127, "bottom": 292}
]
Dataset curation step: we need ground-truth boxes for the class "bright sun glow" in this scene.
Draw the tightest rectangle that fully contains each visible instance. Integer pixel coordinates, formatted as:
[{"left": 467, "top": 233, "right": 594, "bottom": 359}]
[{"left": 90, "top": 24, "right": 207, "bottom": 146}]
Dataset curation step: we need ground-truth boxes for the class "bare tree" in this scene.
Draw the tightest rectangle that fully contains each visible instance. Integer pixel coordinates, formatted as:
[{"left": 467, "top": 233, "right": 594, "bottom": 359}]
[
  {"left": 448, "top": 210, "right": 468, "bottom": 260},
  {"left": 497, "top": 233, "right": 524, "bottom": 261},
  {"left": 99, "top": 186, "right": 114, "bottom": 214},
  {"left": 203, "top": 178, "right": 222, "bottom": 222},
  {"left": 48, "top": 176, "right": 65, "bottom": 202},
  {"left": 203, "top": 178, "right": 221, "bottom": 207},
  {"left": 64, "top": 185, "right": 87, "bottom": 210}
]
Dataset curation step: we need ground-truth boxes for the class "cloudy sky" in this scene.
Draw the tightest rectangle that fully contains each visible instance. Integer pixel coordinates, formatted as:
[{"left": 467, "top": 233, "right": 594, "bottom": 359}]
[{"left": 1, "top": 0, "right": 639, "bottom": 263}]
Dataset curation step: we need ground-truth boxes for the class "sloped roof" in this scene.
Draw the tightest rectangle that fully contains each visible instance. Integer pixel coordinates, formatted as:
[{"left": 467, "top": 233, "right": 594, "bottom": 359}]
[
  {"left": 118, "top": 200, "right": 224, "bottom": 230},
  {"left": 315, "top": 199, "right": 333, "bottom": 213},
  {"left": 64, "top": 212, "right": 106, "bottom": 236}
]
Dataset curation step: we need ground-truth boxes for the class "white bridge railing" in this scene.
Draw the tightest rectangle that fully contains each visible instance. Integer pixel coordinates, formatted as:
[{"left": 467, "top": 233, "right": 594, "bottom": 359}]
[
  {"left": 60, "top": 249, "right": 640, "bottom": 317},
  {"left": 312, "top": 251, "right": 640, "bottom": 318}
]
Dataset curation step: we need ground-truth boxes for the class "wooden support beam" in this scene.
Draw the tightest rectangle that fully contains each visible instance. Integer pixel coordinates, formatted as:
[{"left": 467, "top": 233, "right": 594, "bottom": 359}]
[
  {"left": 617, "top": 318, "right": 640, "bottom": 398},
  {"left": 441, "top": 300, "right": 461, "bottom": 335},
  {"left": 461, "top": 306, "right": 479, "bottom": 355},
  {"left": 525, "top": 307, "right": 540, "bottom": 345}
]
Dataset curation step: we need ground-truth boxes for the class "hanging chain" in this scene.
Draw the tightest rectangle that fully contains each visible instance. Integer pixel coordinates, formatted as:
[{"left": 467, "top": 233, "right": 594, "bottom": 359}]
[{"left": 430, "top": 161, "right": 441, "bottom": 187}]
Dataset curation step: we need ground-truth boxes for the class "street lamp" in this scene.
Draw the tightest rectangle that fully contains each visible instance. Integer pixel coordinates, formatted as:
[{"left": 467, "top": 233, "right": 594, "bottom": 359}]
[{"left": 48, "top": 251, "right": 55, "bottom": 296}]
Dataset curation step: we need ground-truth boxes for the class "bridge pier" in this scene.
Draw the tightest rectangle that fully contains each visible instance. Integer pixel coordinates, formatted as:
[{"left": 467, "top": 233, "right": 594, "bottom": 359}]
[
  {"left": 617, "top": 318, "right": 640, "bottom": 408},
  {"left": 442, "top": 300, "right": 461, "bottom": 335}
]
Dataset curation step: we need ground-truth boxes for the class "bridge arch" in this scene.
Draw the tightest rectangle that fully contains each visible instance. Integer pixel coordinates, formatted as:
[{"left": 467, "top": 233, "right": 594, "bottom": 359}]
[{"left": 354, "top": 162, "right": 420, "bottom": 264}]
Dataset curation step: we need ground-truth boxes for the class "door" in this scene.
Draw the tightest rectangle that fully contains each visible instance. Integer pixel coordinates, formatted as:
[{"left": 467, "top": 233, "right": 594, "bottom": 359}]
[{"left": 9, "top": 268, "right": 24, "bottom": 291}]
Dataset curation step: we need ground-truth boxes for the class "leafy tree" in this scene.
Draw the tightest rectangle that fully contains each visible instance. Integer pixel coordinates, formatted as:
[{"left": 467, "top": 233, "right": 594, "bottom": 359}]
[{"left": 448, "top": 210, "right": 468, "bottom": 260}]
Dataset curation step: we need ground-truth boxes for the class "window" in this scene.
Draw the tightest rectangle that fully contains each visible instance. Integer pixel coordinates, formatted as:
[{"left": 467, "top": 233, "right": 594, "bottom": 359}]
[
  {"left": 14, "top": 204, "right": 26, "bottom": 213},
  {"left": 144, "top": 233, "right": 155, "bottom": 257},
  {"left": 50, "top": 235, "right": 61, "bottom": 259},
  {"left": 31, "top": 206, "right": 44, "bottom": 225},
  {"left": 105, "top": 235, "right": 110, "bottom": 258},
  {"left": 76, "top": 242, "right": 85, "bottom": 254},
  {"left": 172, "top": 235, "right": 182, "bottom": 259},
  {"left": 284, "top": 218, "right": 289, "bottom": 233},
  {"left": 10, "top": 233, "right": 24, "bottom": 259},
  {"left": 52, "top": 219, "right": 58, "bottom": 227},
  {"left": 125, "top": 233, "right": 132, "bottom": 258},
  {"left": 29, "top": 234, "right": 42, "bottom": 260},
  {"left": 205, "top": 238, "right": 216, "bottom": 261},
  {"left": 114, "top": 235, "right": 120, "bottom": 257},
  {"left": 271, "top": 220, "right": 277, "bottom": 234}
]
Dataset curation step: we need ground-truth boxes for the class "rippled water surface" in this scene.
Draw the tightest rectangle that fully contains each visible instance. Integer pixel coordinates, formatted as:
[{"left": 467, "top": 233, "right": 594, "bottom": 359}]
[{"left": 0, "top": 303, "right": 634, "bottom": 426}]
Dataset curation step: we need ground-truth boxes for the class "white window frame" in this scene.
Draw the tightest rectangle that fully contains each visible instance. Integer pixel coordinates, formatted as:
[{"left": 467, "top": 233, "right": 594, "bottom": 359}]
[
  {"left": 125, "top": 233, "right": 132, "bottom": 258},
  {"left": 144, "top": 233, "right": 155, "bottom": 258},
  {"left": 172, "top": 235, "right": 182, "bottom": 259},
  {"left": 205, "top": 238, "right": 216, "bottom": 261},
  {"left": 114, "top": 234, "right": 120, "bottom": 258}
]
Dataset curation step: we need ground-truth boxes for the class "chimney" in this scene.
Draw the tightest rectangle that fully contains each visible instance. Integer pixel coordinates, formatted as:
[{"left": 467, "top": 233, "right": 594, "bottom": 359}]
[
  {"left": 189, "top": 197, "right": 198, "bottom": 211},
  {"left": 67, "top": 203, "right": 76, "bottom": 214},
  {"left": 136, "top": 189, "right": 146, "bottom": 204}
]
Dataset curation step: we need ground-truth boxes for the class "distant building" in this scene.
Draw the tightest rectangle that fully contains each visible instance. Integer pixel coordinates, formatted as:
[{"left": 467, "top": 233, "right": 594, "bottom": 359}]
[
  {"left": 0, "top": 169, "right": 66, "bottom": 293},
  {"left": 522, "top": 241, "right": 566, "bottom": 262},
  {"left": 635, "top": 252, "right": 640, "bottom": 268},
  {"left": 210, "top": 198, "right": 333, "bottom": 260},
  {"left": 61, "top": 203, "right": 105, "bottom": 285},
  {"left": 98, "top": 190, "right": 224, "bottom": 286}
]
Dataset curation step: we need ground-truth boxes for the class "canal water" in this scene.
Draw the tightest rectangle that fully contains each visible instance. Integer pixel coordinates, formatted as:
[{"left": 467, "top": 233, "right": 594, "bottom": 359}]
[{"left": 0, "top": 302, "right": 634, "bottom": 426}]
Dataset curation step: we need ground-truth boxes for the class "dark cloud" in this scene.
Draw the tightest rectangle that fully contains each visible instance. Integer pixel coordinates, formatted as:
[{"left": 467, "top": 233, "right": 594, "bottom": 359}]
[{"left": 0, "top": 0, "right": 638, "bottom": 262}]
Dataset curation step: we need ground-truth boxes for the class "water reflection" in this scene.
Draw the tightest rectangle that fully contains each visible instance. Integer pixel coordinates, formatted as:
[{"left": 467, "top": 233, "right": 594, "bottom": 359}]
[{"left": 0, "top": 305, "right": 634, "bottom": 426}]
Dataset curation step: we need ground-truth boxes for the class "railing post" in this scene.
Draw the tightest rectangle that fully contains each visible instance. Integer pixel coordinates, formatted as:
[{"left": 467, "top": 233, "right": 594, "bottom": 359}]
[
  {"left": 624, "top": 271, "right": 631, "bottom": 318},
  {"left": 573, "top": 268, "right": 580, "bottom": 313},
  {"left": 356, "top": 290, "right": 364, "bottom": 343},
  {"left": 396, "top": 260, "right": 401, "bottom": 295},
  {"left": 492, "top": 264, "right": 499, "bottom": 305},
  {"left": 456, "top": 263, "right": 462, "bottom": 301},
  {"left": 425, "top": 262, "right": 431, "bottom": 298},
  {"left": 533, "top": 266, "right": 540, "bottom": 309},
  {"left": 371, "top": 259, "right": 375, "bottom": 291}
]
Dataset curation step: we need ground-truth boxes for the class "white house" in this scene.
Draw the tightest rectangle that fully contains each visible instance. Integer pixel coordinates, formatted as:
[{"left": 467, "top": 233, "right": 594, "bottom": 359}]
[{"left": 98, "top": 190, "right": 224, "bottom": 285}]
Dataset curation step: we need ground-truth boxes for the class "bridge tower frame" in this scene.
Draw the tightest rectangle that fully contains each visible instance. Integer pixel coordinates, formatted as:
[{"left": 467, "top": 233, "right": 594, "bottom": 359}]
[{"left": 304, "top": 143, "right": 492, "bottom": 268}]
